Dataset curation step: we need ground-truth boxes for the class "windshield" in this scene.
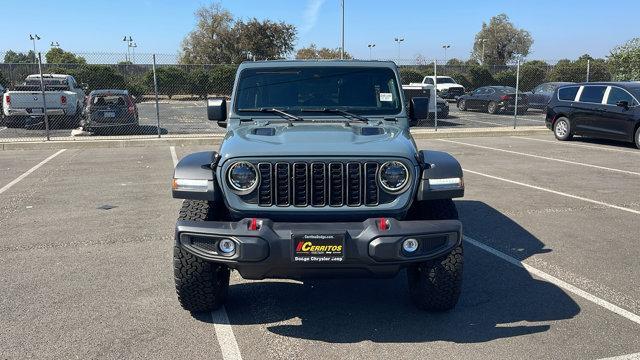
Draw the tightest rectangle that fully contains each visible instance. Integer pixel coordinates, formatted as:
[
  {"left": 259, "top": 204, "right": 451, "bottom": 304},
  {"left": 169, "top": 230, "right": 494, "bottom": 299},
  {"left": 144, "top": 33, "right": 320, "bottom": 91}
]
[
  {"left": 235, "top": 66, "right": 402, "bottom": 115},
  {"left": 437, "top": 77, "right": 457, "bottom": 84}
]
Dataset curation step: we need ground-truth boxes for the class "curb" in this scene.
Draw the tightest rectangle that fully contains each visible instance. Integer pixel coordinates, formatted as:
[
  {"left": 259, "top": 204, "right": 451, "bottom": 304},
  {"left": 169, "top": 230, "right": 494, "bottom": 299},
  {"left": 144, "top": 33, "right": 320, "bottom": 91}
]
[{"left": 0, "top": 127, "right": 548, "bottom": 151}]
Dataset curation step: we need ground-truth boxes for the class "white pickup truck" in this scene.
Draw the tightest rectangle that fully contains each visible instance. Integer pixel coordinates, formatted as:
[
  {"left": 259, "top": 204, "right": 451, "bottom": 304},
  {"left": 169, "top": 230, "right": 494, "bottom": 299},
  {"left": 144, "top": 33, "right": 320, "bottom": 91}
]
[
  {"left": 421, "top": 76, "right": 465, "bottom": 101},
  {"left": 2, "top": 74, "right": 86, "bottom": 128}
]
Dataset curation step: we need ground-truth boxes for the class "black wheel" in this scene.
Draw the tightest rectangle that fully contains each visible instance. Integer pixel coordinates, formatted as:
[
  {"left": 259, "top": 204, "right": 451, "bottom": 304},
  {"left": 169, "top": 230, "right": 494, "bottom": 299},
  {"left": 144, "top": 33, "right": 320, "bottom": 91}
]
[
  {"left": 406, "top": 199, "right": 463, "bottom": 311},
  {"left": 174, "top": 200, "right": 230, "bottom": 313},
  {"left": 553, "top": 116, "right": 573, "bottom": 141},
  {"left": 457, "top": 99, "right": 467, "bottom": 111},
  {"left": 634, "top": 126, "right": 640, "bottom": 149},
  {"left": 487, "top": 101, "right": 498, "bottom": 114}
]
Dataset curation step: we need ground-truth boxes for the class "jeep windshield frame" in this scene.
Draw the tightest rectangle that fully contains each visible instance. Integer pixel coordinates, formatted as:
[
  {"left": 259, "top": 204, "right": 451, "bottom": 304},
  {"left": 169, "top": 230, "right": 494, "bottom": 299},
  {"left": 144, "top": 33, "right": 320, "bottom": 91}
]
[{"left": 234, "top": 66, "right": 403, "bottom": 117}]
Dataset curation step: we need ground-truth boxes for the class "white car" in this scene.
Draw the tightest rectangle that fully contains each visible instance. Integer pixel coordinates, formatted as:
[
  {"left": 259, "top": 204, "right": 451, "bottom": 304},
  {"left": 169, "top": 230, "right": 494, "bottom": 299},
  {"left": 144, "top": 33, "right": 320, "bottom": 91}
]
[
  {"left": 421, "top": 76, "right": 465, "bottom": 100},
  {"left": 2, "top": 74, "right": 85, "bottom": 129}
]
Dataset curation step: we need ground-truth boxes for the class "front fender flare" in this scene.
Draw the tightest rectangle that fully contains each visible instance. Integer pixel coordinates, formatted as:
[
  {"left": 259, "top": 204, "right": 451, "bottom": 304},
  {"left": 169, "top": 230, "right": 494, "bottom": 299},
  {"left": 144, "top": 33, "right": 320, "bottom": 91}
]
[
  {"left": 172, "top": 151, "right": 221, "bottom": 201},
  {"left": 416, "top": 150, "right": 464, "bottom": 200}
]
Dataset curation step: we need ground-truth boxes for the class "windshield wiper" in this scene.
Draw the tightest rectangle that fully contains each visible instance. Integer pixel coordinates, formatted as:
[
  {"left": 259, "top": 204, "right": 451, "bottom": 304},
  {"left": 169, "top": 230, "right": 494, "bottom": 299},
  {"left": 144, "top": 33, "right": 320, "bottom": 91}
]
[
  {"left": 237, "top": 107, "right": 303, "bottom": 122},
  {"left": 300, "top": 108, "right": 369, "bottom": 122}
]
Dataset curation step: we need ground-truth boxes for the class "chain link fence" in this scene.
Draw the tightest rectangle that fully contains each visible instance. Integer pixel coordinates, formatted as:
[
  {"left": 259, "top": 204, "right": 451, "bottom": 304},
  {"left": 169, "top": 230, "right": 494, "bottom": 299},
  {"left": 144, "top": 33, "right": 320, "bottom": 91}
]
[{"left": 0, "top": 52, "right": 622, "bottom": 142}]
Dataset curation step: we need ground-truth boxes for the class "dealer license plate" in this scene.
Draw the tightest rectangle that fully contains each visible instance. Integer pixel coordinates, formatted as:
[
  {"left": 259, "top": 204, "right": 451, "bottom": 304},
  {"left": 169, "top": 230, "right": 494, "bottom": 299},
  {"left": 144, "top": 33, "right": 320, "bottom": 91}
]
[{"left": 292, "top": 233, "right": 345, "bottom": 263}]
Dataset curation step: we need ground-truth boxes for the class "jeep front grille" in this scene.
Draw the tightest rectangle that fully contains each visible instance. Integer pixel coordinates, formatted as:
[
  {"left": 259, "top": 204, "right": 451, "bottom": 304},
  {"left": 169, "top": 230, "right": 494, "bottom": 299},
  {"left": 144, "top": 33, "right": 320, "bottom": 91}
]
[{"left": 256, "top": 161, "right": 384, "bottom": 207}]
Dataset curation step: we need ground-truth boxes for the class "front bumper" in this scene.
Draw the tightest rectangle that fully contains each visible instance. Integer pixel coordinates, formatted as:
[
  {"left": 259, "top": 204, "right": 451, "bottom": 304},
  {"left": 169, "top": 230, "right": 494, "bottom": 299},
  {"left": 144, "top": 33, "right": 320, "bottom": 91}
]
[
  {"left": 175, "top": 217, "right": 462, "bottom": 280},
  {"left": 5, "top": 108, "right": 66, "bottom": 116}
]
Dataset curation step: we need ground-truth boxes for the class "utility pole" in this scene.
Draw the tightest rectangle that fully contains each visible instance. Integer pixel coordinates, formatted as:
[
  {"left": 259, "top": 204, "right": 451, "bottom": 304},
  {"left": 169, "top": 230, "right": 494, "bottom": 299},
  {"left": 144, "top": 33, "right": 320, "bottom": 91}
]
[
  {"left": 123, "top": 35, "right": 133, "bottom": 62},
  {"left": 394, "top": 37, "right": 404, "bottom": 63},
  {"left": 478, "top": 39, "right": 487, "bottom": 65},
  {"left": 367, "top": 44, "right": 375, "bottom": 60},
  {"left": 340, "top": 0, "right": 345, "bottom": 60},
  {"left": 29, "top": 34, "right": 41, "bottom": 62}
]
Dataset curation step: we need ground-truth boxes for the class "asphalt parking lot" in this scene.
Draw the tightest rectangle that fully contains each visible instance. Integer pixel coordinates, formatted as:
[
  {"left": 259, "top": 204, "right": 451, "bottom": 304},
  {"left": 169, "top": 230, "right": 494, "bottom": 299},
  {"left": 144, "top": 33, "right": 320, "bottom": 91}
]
[
  {"left": 0, "top": 100, "right": 545, "bottom": 141},
  {"left": 1, "top": 134, "right": 639, "bottom": 359}
]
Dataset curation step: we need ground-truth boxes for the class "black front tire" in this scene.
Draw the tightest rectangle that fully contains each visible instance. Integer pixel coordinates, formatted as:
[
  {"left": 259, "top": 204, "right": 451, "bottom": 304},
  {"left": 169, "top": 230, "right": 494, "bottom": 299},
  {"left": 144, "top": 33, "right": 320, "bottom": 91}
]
[
  {"left": 406, "top": 199, "right": 463, "bottom": 311},
  {"left": 174, "top": 200, "right": 230, "bottom": 313},
  {"left": 554, "top": 116, "right": 573, "bottom": 141}
]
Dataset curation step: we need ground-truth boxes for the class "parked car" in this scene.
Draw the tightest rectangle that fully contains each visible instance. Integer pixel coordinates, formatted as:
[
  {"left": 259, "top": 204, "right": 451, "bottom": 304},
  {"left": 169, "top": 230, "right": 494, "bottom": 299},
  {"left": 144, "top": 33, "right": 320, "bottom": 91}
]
[
  {"left": 525, "top": 82, "right": 573, "bottom": 110},
  {"left": 1, "top": 74, "right": 86, "bottom": 128},
  {"left": 0, "top": 84, "right": 5, "bottom": 125},
  {"left": 172, "top": 60, "right": 466, "bottom": 313},
  {"left": 421, "top": 76, "right": 465, "bottom": 100},
  {"left": 457, "top": 86, "right": 529, "bottom": 114},
  {"left": 82, "top": 90, "right": 139, "bottom": 134},
  {"left": 546, "top": 82, "right": 640, "bottom": 149},
  {"left": 402, "top": 83, "right": 449, "bottom": 126}
]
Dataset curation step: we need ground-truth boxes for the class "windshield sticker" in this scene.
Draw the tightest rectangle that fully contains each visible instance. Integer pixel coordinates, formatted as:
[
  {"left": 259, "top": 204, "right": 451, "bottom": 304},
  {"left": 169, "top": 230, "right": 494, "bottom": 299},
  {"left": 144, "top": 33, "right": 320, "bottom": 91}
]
[{"left": 379, "top": 93, "right": 393, "bottom": 102}]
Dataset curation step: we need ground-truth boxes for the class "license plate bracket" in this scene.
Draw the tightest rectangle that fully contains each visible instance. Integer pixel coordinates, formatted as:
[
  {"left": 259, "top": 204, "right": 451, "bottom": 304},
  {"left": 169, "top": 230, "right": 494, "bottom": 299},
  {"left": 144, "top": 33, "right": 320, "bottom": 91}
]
[{"left": 292, "top": 233, "right": 345, "bottom": 263}]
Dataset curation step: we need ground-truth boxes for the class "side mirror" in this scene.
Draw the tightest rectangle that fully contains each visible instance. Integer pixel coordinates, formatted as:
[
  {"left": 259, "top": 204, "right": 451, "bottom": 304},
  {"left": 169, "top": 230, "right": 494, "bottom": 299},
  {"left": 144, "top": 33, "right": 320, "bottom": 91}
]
[
  {"left": 616, "top": 100, "right": 629, "bottom": 110},
  {"left": 409, "top": 96, "right": 430, "bottom": 121},
  {"left": 207, "top": 97, "right": 227, "bottom": 127}
]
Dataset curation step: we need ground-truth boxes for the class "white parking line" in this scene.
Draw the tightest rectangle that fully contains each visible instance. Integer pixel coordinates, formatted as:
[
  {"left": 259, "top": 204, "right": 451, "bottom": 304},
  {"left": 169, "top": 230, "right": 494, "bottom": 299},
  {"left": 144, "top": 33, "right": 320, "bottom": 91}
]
[
  {"left": 463, "top": 168, "right": 640, "bottom": 215},
  {"left": 513, "top": 136, "right": 640, "bottom": 155},
  {"left": 0, "top": 149, "right": 66, "bottom": 195},
  {"left": 441, "top": 139, "right": 640, "bottom": 176},
  {"left": 211, "top": 307, "right": 243, "bottom": 360},
  {"left": 169, "top": 146, "right": 178, "bottom": 167},
  {"left": 465, "top": 235, "right": 640, "bottom": 325},
  {"left": 597, "top": 352, "right": 640, "bottom": 360},
  {"left": 169, "top": 146, "right": 242, "bottom": 360}
]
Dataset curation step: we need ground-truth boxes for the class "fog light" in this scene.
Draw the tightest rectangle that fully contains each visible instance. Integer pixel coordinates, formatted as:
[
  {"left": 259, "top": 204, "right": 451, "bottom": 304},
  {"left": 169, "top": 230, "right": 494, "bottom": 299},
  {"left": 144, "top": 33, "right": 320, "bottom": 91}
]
[
  {"left": 402, "top": 238, "right": 419, "bottom": 253},
  {"left": 218, "top": 239, "right": 236, "bottom": 254}
]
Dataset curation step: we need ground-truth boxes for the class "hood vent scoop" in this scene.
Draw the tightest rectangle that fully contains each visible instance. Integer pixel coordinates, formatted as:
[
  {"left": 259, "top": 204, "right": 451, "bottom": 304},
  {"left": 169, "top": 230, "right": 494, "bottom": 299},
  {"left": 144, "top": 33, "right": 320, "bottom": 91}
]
[
  {"left": 360, "top": 127, "right": 384, "bottom": 136},
  {"left": 253, "top": 127, "right": 276, "bottom": 136}
]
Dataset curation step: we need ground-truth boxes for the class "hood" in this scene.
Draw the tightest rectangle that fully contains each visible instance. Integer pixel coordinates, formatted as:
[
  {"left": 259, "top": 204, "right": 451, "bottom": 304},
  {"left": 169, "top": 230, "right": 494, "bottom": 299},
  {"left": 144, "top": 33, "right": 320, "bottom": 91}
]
[
  {"left": 436, "top": 83, "right": 464, "bottom": 90},
  {"left": 218, "top": 122, "right": 417, "bottom": 162}
]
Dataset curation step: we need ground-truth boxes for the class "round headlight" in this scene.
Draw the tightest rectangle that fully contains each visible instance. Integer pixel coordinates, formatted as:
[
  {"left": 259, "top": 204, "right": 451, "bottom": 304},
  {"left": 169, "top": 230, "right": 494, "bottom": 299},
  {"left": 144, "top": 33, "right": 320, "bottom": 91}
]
[
  {"left": 227, "top": 162, "right": 258, "bottom": 194},
  {"left": 378, "top": 161, "right": 409, "bottom": 193}
]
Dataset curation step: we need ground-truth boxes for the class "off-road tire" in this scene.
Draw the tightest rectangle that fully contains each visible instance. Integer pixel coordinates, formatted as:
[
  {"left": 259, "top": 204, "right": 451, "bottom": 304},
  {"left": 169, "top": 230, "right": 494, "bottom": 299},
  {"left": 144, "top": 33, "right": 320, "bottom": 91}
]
[
  {"left": 487, "top": 101, "right": 498, "bottom": 114},
  {"left": 174, "top": 200, "right": 230, "bottom": 312},
  {"left": 406, "top": 199, "right": 463, "bottom": 311},
  {"left": 407, "top": 245, "right": 464, "bottom": 311},
  {"left": 554, "top": 116, "right": 573, "bottom": 141}
]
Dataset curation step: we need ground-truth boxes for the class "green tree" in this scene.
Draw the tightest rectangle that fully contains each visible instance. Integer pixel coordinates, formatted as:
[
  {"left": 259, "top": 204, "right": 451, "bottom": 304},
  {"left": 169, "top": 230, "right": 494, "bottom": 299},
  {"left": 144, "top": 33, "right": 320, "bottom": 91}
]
[
  {"left": 71, "top": 65, "right": 127, "bottom": 91},
  {"left": 188, "top": 68, "right": 210, "bottom": 99},
  {"left": 144, "top": 67, "right": 189, "bottom": 99},
  {"left": 608, "top": 38, "right": 640, "bottom": 81},
  {"left": 208, "top": 64, "right": 237, "bottom": 95},
  {"left": 45, "top": 48, "right": 86, "bottom": 64},
  {"left": 548, "top": 55, "right": 610, "bottom": 82},
  {"left": 399, "top": 68, "right": 424, "bottom": 84},
  {"left": 0, "top": 71, "right": 7, "bottom": 87},
  {"left": 236, "top": 18, "right": 296, "bottom": 60},
  {"left": 445, "top": 58, "right": 464, "bottom": 66},
  {"left": 472, "top": 14, "right": 533, "bottom": 65},
  {"left": 519, "top": 60, "right": 549, "bottom": 91},
  {"left": 3, "top": 50, "right": 36, "bottom": 63},
  {"left": 295, "top": 43, "right": 352, "bottom": 60},
  {"left": 466, "top": 65, "right": 495, "bottom": 89},
  {"left": 494, "top": 70, "right": 517, "bottom": 87},
  {"left": 179, "top": 2, "right": 297, "bottom": 64}
]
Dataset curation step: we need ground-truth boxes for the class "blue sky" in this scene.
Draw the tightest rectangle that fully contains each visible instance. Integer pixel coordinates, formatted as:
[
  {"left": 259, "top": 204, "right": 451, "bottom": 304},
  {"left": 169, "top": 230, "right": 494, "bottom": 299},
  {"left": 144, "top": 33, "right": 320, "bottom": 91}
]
[{"left": 2, "top": 0, "right": 639, "bottom": 62}]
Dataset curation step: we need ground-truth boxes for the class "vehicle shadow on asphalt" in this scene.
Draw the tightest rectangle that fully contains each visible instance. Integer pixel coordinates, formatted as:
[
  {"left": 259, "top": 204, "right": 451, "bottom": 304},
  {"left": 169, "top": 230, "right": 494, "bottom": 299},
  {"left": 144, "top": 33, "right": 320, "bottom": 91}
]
[
  {"left": 200, "top": 201, "right": 581, "bottom": 344},
  {"left": 571, "top": 136, "right": 638, "bottom": 150}
]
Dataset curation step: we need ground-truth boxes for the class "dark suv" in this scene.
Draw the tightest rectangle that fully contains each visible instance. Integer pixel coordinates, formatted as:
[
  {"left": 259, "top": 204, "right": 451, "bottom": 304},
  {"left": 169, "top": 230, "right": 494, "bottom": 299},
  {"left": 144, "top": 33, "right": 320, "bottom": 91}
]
[{"left": 546, "top": 82, "right": 640, "bottom": 149}]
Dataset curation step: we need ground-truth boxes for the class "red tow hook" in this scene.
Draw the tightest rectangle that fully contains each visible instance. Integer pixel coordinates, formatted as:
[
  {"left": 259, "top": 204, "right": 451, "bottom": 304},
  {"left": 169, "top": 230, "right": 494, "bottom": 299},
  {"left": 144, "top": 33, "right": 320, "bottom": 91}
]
[
  {"left": 248, "top": 218, "right": 260, "bottom": 231},
  {"left": 377, "top": 217, "right": 390, "bottom": 231}
]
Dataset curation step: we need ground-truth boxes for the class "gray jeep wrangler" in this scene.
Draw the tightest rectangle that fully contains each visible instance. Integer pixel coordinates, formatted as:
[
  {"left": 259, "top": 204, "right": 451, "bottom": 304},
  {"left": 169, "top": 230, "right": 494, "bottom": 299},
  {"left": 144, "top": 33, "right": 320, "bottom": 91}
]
[{"left": 172, "top": 60, "right": 465, "bottom": 312}]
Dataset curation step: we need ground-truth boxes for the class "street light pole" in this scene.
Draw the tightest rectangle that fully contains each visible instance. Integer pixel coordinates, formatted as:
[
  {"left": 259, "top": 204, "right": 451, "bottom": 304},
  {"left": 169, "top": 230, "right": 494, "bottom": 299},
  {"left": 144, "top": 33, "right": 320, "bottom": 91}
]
[
  {"left": 129, "top": 42, "right": 138, "bottom": 64},
  {"left": 442, "top": 44, "right": 451, "bottom": 63},
  {"left": 50, "top": 41, "right": 60, "bottom": 48},
  {"left": 394, "top": 37, "right": 404, "bottom": 63},
  {"left": 29, "top": 34, "right": 41, "bottom": 62},
  {"left": 123, "top": 36, "right": 133, "bottom": 62},
  {"left": 367, "top": 44, "right": 375, "bottom": 60},
  {"left": 340, "top": 0, "right": 345, "bottom": 60}
]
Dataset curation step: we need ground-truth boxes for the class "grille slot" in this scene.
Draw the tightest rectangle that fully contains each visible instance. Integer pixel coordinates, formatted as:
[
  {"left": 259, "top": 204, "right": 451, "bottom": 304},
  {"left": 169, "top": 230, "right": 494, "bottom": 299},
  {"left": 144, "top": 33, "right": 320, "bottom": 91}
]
[
  {"left": 275, "top": 163, "right": 290, "bottom": 206},
  {"left": 311, "top": 163, "right": 327, "bottom": 206},
  {"left": 293, "top": 163, "right": 308, "bottom": 206},
  {"left": 346, "top": 163, "right": 362, "bottom": 206},
  {"left": 258, "top": 163, "right": 272, "bottom": 206},
  {"left": 364, "top": 162, "right": 379, "bottom": 205},
  {"left": 329, "top": 163, "right": 344, "bottom": 206}
]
